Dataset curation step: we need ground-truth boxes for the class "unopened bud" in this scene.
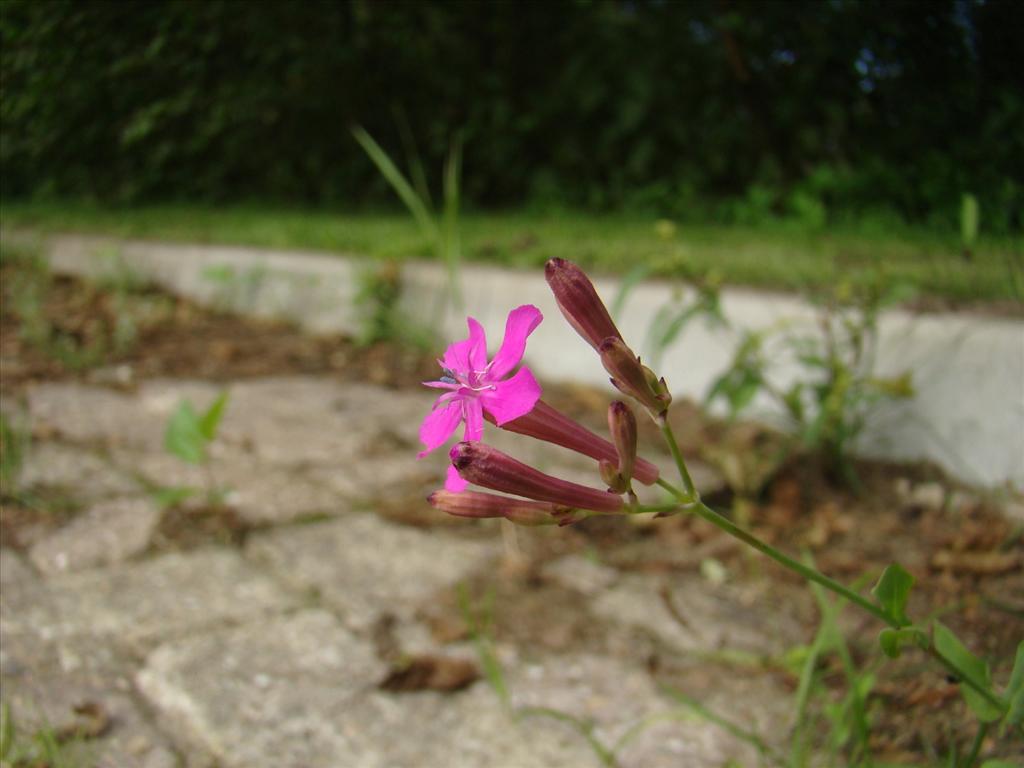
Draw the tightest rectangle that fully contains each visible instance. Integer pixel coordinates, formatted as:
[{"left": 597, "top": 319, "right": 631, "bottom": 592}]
[
  {"left": 545, "top": 258, "right": 622, "bottom": 351},
  {"left": 488, "top": 399, "right": 659, "bottom": 485},
  {"left": 599, "top": 458, "right": 627, "bottom": 494},
  {"left": 450, "top": 441, "right": 624, "bottom": 513},
  {"left": 428, "top": 490, "right": 561, "bottom": 526},
  {"left": 608, "top": 401, "right": 637, "bottom": 487},
  {"left": 599, "top": 337, "right": 672, "bottom": 416}
]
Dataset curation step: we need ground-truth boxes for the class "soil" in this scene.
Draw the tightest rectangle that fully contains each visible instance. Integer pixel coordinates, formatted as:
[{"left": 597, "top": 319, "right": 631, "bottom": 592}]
[{"left": 1, "top": 254, "right": 1021, "bottom": 765}]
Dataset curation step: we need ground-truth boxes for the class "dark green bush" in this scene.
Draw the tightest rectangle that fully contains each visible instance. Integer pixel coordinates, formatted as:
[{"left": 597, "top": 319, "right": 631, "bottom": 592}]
[{"left": 1, "top": 0, "right": 1021, "bottom": 232}]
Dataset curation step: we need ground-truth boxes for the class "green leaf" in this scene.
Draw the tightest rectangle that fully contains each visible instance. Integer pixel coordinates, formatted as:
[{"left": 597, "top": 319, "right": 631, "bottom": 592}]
[
  {"left": 731, "top": 373, "right": 761, "bottom": 413},
  {"left": 980, "top": 762, "right": 1019, "bottom": 768},
  {"left": 153, "top": 485, "right": 198, "bottom": 508},
  {"left": 872, "top": 563, "right": 914, "bottom": 626},
  {"left": 933, "top": 621, "right": 1003, "bottom": 723},
  {"left": 1004, "top": 641, "right": 1024, "bottom": 728},
  {"left": 879, "top": 628, "right": 901, "bottom": 659},
  {"left": 164, "top": 400, "right": 205, "bottom": 464},
  {"left": 199, "top": 391, "right": 229, "bottom": 441},
  {"left": 878, "top": 627, "right": 928, "bottom": 659}
]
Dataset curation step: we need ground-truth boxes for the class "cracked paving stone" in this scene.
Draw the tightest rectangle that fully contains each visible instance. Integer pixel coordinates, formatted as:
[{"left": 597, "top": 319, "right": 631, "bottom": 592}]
[
  {"left": 1, "top": 671, "right": 205, "bottom": 768},
  {"left": 1, "top": 547, "right": 39, "bottom": 590},
  {"left": 218, "top": 462, "right": 348, "bottom": 524},
  {"left": 509, "top": 653, "right": 791, "bottom": 768},
  {"left": 27, "top": 383, "right": 167, "bottom": 450},
  {"left": 136, "top": 609, "right": 594, "bottom": 768},
  {"left": 246, "top": 515, "right": 498, "bottom": 630},
  {"left": 2, "top": 548, "right": 297, "bottom": 649},
  {"left": 541, "top": 554, "right": 620, "bottom": 596},
  {"left": 215, "top": 379, "right": 395, "bottom": 466},
  {"left": 28, "top": 496, "right": 163, "bottom": 574},
  {"left": 215, "top": 378, "right": 428, "bottom": 466},
  {"left": 108, "top": 450, "right": 348, "bottom": 525},
  {"left": 17, "top": 442, "right": 141, "bottom": 499},
  {"left": 309, "top": 452, "right": 445, "bottom": 500},
  {"left": 592, "top": 573, "right": 803, "bottom": 657}
]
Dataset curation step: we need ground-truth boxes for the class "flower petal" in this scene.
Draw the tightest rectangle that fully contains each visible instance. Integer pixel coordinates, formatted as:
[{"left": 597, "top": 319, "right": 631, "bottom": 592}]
[
  {"left": 445, "top": 464, "right": 468, "bottom": 492},
  {"left": 442, "top": 316, "right": 487, "bottom": 375},
  {"left": 418, "top": 397, "right": 464, "bottom": 457},
  {"left": 487, "top": 305, "right": 543, "bottom": 381},
  {"left": 480, "top": 366, "right": 542, "bottom": 425},
  {"left": 463, "top": 398, "right": 484, "bottom": 442}
]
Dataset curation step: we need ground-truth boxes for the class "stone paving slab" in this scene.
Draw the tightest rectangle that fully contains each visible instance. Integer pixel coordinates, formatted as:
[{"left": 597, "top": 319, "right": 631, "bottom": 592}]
[
  {"left": 0, "top": 547, "right": 38, "bottom": 590},
  {"left": 17, "top": 441, "right": 142, "bottom": 499},
  {"left": 310, "top": 451, "right": 447, "bottom": 501},
  {"left": 1, "top": 671, "right": 194, "bottom": 768},
  {"left": 215, "top": 377, "right": 428, "bottom": 466},
  {"left": 219, "top": 461, "right": 347, "bottom": 524},
  {"left": 540, "top": 554, "right": 620, "bottom": 597},
  {"left": 28, "top": 496, "right": 162, "bottom": 574},
  {"left": 136, "top": 610, "right": 382, "bottom": 767},
  {"left": 27, "top": 382, "right": 168, "bottom": 450},
  {"left": 246, "top": 515, "right": 498, "bottom": 631},
  {"left": 592, "top": 573, "right": 804, "bottom": 657},
  {"left": 112, "top": 449, "right": 350, "bottom": 525},
  {"left": 137, "top": 609, "right": 595, "bottom": 768},
  {"left": 2, "top": 548, "right": 298, "bottom": 648},
  {"left": 508, "top": 653, "right": 783, "bottom": 768}
]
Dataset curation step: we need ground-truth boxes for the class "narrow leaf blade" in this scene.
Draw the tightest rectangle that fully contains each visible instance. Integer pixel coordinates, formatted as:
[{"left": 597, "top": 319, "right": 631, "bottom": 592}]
[
  {"left": 872, "top": 563, "right": 914, "bottom": 625},
  {"left": 199, "top": 391, "right": 229, "bottom": 441},
  {"left": 933, "top": 621, "right": 1002, "bottom": 722}
]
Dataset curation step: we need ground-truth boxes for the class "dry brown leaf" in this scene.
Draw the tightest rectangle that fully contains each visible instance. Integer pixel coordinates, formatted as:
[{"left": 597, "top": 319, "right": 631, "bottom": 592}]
[{"left": 379, "top": 655, "right": 479, "bottom": 693}]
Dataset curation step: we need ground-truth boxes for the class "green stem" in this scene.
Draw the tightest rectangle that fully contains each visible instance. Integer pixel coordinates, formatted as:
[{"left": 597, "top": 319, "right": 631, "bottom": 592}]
[
  {"left": 663, "top": 478, "right": 894, "bottom": 625},
  {"left": 657, "top": 414, "right": 697, "bottom": 500},
  {"left": 655, "top": 418, "right": 1007, "bottom": 716},
  {"left": 961, "top": 721, "right": 988, "bottom": 768},
  {"left": 634, "top": 500, "right": 689, "bottom": 515}
]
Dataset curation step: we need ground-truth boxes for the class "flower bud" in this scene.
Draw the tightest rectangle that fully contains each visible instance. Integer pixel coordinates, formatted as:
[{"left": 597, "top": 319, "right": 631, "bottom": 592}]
[
  {"left": 545, "top": 258, "right": 622, "bottom": 351},
  {"left": 428, "top": 490, "right": 562, "bottom": 526},
  {"left": 599, "top": 337, "right": 672, "bottom": 416},
  {"left": 608, "top": 401, "right": 637, "bottom": 487},
  {"left": 599, "top": 458, "right": 627, "bottom": 494},
  {"left": 449, "top": 441, "right": 624, "bottom": 513},
  {"left": 487, "top": 399, "right": 659, "bottom": 485}
]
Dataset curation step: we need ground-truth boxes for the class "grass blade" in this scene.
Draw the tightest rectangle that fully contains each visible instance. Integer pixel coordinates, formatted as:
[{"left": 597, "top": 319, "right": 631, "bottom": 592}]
[
  {"left": 442, "top": 133, "right": 463, "bottom": 308},
  {"left": 662, "top": 687, "right": 787, "bottom": 766},
  {"left": 392, "top": 104, "right": 434, "bottom": 210},
  {"left": 352, "top": 125, "right": 438, "bottom": 243}
]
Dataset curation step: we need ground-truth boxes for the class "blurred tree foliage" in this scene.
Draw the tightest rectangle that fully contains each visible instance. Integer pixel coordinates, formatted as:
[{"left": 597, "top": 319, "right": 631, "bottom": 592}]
[{"left": 1, "top": 0, "right": 1021, "bottom": 231}]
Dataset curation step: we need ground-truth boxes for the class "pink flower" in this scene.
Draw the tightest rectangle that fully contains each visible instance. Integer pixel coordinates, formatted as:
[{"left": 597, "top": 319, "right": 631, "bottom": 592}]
[{"left": 419, "top": 305, "right": 543, "bottom": 491}]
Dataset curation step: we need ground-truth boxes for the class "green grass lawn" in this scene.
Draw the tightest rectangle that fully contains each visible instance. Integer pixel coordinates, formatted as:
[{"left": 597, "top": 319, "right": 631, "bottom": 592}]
[{"left": 3, "top": 201, "right": 1022, "bottom": 305}]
